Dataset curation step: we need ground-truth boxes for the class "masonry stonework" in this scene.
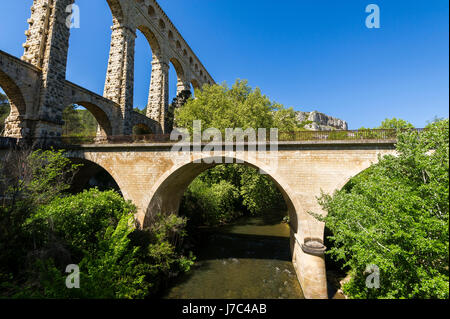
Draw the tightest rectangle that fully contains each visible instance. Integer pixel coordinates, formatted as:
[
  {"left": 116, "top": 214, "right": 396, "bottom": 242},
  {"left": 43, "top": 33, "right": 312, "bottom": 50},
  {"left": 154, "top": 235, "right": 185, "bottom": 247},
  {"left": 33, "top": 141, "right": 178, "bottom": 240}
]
[
  {"left": 0, "top": 0, "right": 385, "bottom": 300},
  {"left": 61, "top": 140, "right": 396, "bottom": 299},
  {"left": 1, "top": 0, "right": 214, "bottom": 139}
]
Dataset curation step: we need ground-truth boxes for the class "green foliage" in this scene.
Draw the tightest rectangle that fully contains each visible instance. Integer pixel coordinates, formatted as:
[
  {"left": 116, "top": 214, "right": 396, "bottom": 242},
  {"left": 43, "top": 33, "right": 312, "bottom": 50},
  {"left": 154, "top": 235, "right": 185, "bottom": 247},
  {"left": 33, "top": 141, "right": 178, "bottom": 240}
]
[
  {"left": 175, "top": 81, "right": 290, "bottom": 226},
  {"left": 181, "top": 164, "right": 286, "bottom": 226},
  {"left": 62, "top": 105, "right": 97, "bottom": 137},
  {"left": 133, "top": 107, "right": 147, "bottom": 116},
  {"left": 30, "top": 189, "right": 135, "bottom": 257},
  {"left": 239, "top": 166, "right": 285, "bottom": 215},
  {"left": 175, "top": 80, "right": 300, "bottom": 134},
  {"left": 27, "top": 149, "right": 81, "bottom": 205},
  {"left": 0, "top": 148, "right": 80, "bottom": 295},
  {"left": 317, "top": 119, "right": 449, "bottom": 299},
  {"left": 182, "top": 178, "right": 241, "bottom": 226},
  {"left": 1, "top": 149, "right": 194, "bottom": 299},
  {"left": 377, "top": 118, "right": 415, "bottom": 130}
]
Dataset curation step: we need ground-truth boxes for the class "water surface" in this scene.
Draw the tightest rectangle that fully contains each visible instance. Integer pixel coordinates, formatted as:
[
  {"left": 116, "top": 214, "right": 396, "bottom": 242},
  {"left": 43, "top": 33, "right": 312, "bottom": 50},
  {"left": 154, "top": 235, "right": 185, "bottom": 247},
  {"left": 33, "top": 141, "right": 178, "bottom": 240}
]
[{"left": 164, "top": 214, "right": 304, "bottom": 299}]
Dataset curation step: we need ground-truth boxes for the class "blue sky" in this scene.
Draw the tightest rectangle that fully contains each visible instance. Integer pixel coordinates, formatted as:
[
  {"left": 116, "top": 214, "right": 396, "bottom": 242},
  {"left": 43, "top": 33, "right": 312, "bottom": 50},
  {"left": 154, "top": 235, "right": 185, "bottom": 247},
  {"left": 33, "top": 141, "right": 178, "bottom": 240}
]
[{"left": 0, "top": 0, "right": 448, "bottom": 129}]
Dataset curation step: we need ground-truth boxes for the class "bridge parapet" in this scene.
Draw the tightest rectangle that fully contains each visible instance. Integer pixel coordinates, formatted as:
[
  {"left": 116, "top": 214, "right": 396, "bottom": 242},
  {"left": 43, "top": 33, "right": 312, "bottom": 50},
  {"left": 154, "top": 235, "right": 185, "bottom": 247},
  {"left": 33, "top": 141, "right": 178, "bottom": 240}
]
[{"left": 43, "top": 129, "right": 421, "bottom": 146}]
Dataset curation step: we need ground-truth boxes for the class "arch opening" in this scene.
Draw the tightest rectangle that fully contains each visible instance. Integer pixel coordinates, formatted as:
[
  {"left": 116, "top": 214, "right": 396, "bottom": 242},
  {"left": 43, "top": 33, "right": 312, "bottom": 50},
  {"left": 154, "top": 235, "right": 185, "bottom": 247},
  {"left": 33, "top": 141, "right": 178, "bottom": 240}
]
[
  {"left": 190, "top": 79, "right": 201, "bottom": 98},
  {"left": 144, "top": 157, "right": 298, "bottom": 235},
  {"left": 62, "top": 102, "right": 112, "bottom": 139},
  {"left": 66, "top": 1, "right": 123, "bottom": 96},
  {"left": 149, "top": 158, "right": 304, "bottom": 299},
  {"left": 68, "top": 157, "right": 122, "bottom": 195},
  {"left": 134, "top": 26, "right": 161, "bottom": 115},
  {"left": 132, "top": 123, "right": 153, "bottom": 135},
  {"left": 169, "top": 57, "right": 186, "bottom": 101},
  {"left": 0, "top": 74, "right": 26, "bottom": 138}
]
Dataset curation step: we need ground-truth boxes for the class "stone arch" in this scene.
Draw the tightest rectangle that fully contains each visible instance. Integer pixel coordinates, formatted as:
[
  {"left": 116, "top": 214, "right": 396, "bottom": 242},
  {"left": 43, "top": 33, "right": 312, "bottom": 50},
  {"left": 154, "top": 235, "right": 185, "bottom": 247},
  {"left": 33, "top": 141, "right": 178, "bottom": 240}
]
[
  {"left": 67, "top": 157, "right": 122, "bottom": 195},
  {"left": 63, "top": 101, "right": 113, "bottom": 137},
  {"left": 170, "top": 58, "right": 185, "bottom": 81},
  {"left": 159, "top": 19, "right": 166, "bottom": 29},
  {"left": 143, "top": 156, "right": 298, "bottom": 236},
  {"left": 169, "top": 57, "right": 190, "bottom": 103},
  {"left": 130, "top": 111, "right": 162, "bottom": 134},
  {"left": 148, "top": 5, "right": 156, "bottom": 17},
  {"left": 191, "top": 79, "right": 201, "bottom": 91},
  {"left": 0, "top": 70, "right": 27, "bottom": 137},
  {"left": 106, "top": 0, "right": 124, "bottom": 25},
  {"left": 137, "top": 25, "right": 161, "bottom": 60},
  {"left": 132, "top": 123, "right": 153, "bottom": 135},
  {"left": 334, "top": 156, "right": 385, "bottom": 192}
]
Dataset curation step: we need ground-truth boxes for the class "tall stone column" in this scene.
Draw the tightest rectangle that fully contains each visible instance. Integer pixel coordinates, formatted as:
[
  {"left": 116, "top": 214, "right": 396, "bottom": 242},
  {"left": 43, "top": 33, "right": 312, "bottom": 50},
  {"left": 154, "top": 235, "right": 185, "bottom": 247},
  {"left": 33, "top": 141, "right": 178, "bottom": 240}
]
[
  {"left": 177, "top": 77, "right": 191, "bottom": 96},
  {"left": 147, "top": 59, "right": 169, "bottom": 133},
  {"left": 22, "top": 0, "right": 74, "bottom": 138},
  {"left": 104, "top": 24, "right": 136, "bottom": 135}
]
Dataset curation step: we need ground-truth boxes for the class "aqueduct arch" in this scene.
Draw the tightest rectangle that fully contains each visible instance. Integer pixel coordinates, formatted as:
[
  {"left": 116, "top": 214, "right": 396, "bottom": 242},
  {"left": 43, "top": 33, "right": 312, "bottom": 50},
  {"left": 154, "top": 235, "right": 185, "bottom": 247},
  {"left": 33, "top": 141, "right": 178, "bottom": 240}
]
[
  {"left": 0, "top": 72, "right": 27, "bottom": 138},
  {"left": 63, "top": 102, "right": 113, "bottom": 138},
  {"left": 0, "top": 0, "right": 214, "bottom": 139}
]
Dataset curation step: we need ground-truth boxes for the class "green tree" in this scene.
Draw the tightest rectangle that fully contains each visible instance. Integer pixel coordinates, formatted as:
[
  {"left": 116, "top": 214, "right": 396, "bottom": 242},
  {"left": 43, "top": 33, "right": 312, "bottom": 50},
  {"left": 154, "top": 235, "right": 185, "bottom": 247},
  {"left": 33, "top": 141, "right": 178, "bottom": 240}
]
[
  {"left": 1, "top": 149, "right": 194, "bottom": 299},
  {"left": 62, "top": 105, "right": 97, "bottom": 136},
  {"left": 0, "top": 148, "right": 80, "bottom": 292},
  {"left": 175, "top": 80, "right": 299, "bottom": 134},
  {"left": 176, "top": 81, "right": 291, "bottom": 224},
  {"left": 316, "top": 119, "right": 449, "bottom": 298},
  {"left": 377, "top": 117, "right": 415, "bottom": 130}
]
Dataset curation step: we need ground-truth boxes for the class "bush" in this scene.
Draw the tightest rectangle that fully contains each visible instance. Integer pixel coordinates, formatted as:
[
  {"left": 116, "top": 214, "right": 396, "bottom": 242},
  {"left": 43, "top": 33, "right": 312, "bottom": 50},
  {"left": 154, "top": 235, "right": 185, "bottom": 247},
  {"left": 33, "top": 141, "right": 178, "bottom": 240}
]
[
  {"left": 317, "top": 119, "right": 449, "bottom": 299},
  {"left": 181, "top": 178, "right": 240, "bottom": 226}
]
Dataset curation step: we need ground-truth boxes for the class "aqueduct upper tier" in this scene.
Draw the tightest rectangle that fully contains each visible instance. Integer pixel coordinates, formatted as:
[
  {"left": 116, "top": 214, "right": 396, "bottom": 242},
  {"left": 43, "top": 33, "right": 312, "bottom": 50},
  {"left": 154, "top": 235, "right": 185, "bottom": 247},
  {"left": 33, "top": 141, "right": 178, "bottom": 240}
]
[{"left": 1, "top": 0, "right": 214, "bottom": 139}]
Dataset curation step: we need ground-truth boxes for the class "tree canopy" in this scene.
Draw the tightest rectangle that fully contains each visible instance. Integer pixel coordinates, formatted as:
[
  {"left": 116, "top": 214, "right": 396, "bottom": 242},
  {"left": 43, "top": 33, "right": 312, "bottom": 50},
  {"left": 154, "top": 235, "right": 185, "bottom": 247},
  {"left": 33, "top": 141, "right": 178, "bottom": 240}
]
[
  {"left": 175, "top": 80, "right": 300, "bottom": 133},
  {"left": 317, "top": 119, "right": 449, "bottom": 298}
]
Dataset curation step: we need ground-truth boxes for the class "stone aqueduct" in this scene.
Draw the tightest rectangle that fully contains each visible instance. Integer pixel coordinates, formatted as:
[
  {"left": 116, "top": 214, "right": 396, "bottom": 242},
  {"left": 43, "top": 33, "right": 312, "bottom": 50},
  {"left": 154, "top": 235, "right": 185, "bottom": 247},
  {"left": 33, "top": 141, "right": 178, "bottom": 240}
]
[
  {"left": 0, "top": 0, "right": 399, "bottom": 299},
  {"left": 0, "top": 0, "right": 214, "bottom": 139}
]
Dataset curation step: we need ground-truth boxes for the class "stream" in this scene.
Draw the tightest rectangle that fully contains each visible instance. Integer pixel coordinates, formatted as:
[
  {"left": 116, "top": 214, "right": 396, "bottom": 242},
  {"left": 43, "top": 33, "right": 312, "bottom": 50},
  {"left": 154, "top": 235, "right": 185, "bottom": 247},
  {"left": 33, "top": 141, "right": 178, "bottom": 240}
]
[{"left": 163, "top": 212, "right": 305, "bottom": 299}]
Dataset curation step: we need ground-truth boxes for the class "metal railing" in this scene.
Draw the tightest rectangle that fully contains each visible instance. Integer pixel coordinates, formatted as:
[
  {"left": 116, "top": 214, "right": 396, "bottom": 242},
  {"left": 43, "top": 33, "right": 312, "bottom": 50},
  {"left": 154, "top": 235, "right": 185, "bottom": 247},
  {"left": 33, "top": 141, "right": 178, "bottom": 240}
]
[{"left": 1, "top": 129, "right": 424, "bottom": 148}]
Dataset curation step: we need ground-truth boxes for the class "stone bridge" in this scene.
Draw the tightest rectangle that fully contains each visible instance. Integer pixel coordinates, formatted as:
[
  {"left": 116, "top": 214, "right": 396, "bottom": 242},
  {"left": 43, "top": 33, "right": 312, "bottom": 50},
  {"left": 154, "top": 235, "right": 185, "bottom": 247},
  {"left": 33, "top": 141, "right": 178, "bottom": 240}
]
[
  {"left": 0, "top": 0, "right": 214, "bottom": 138},
  {"left": 0, "top": 0, "right": 399, "bottom": 300},
  {"left": 60, "top": 139, "right": 397, "bottom": 299}
]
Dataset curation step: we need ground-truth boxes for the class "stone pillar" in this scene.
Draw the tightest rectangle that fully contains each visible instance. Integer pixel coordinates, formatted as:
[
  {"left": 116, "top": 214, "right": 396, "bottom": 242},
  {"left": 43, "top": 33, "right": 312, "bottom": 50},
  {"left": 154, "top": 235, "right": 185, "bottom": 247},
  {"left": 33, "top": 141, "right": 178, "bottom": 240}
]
[
  {"left": 147, "top": 59, "right": 169, "bottom": 133},
  {"left": 4, "top": 115, "right": 26, "bottom": 139},
  {"left": 104, "top": 24, "right": 136, "bottom": 135},
  {"left": 22, "top": 0, "right": 74, "bottom": 138},
  {"left": 177, "top": 77, "right": 191, "bottom": 96},
  {"left": 291, "top": 227, "right": 328, "bottom": 299},
  {"left": 22, "top": 0, "right": 52, "bottom": 68}
]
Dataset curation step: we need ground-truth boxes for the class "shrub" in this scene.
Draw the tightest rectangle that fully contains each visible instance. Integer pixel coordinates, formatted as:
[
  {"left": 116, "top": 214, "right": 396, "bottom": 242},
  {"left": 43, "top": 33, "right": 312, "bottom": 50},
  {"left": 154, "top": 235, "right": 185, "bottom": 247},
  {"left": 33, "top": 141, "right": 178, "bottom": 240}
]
[
  {"left": 316, "top": 119, "right": 449, "bottom": 299},
  {"left": 181, "top": 178, "right": 240, "bottom": 226}
]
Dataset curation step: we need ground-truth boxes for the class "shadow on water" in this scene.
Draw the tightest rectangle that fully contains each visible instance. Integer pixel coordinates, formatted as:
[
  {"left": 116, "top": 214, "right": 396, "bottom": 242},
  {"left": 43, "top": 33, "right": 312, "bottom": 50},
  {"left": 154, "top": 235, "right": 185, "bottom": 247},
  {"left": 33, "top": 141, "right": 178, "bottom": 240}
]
[{"left": 196, "top": 232, "right": 291, "bottom": 261}]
